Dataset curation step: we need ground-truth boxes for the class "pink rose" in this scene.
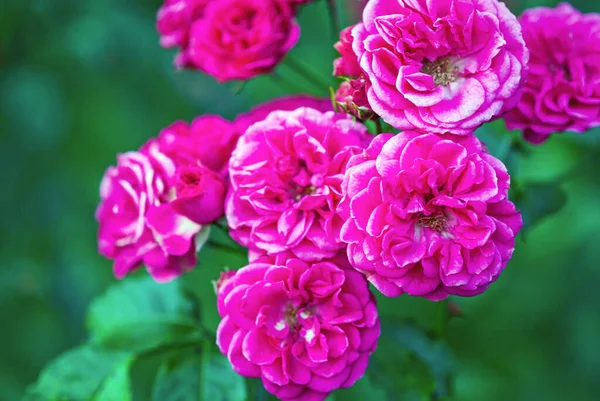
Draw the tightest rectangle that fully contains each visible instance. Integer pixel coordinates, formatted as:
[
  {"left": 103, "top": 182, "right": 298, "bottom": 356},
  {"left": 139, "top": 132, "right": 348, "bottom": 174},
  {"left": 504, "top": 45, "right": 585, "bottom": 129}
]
[
  {"left": 226, "top": 108, "right": 371, "bottom": 261},
  {"left": 234, "top": 95, "right": 333, "bottom": 134},
  {"left": 504, "top": 3, "right": 600, "bottom": 144},
  {"left": 338, "top": 132, "right": 522, "bottom": 300},
  {"left": 171, "top": 165, "right": 226, "bottom": 225},
  {"left": 333, "top": 26, "right": 362, "bottom": 78},
  {"left": 352, "top": 0, "right": 529, "bottom": 135},
  {"left": 332, "top": 25, "right": 374, "bottom": 120},
  {"left": 335, "top": 78, "right": 373, "bottom": 120},
  {"left": 213, "top": 269, "right": 237, "bottom": 294},
  {"left": 156, "top": 0, "right": 211, "bottom": 67},
  {"left": 216, "top": 253, "right": 380, "bottom": 401},
  {"left": 96, "top": 140, "right": 204, "bottom": 282},
  {"left": 158, "top": 115, "right": 240, "bottom": 178},
  {"left": 186, "top": 0, "right": 300, "bottom": 82}
]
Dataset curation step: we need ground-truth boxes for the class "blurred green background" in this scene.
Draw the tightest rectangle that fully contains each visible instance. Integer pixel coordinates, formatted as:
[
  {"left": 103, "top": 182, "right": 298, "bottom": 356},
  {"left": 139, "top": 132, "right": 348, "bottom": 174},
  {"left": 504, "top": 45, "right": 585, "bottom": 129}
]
[{"left": 1, "top": 0, "right": 599, "bottom": 400}]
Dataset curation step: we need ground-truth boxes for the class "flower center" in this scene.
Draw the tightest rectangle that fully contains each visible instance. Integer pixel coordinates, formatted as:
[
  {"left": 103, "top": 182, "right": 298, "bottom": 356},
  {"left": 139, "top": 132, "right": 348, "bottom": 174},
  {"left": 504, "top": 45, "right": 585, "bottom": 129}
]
[
  {"left": 180, "top": 172, "right": 201, "bottom": 187},
  {"left": 289, "top": 160, "right": 322, "bottom": 202},
  {"left": 549, "top": 63, "right": 571, "bottom": 81},
  {"left": 417, "top": 213, "right": 447, "bottom": 233},
  {"left": 421, "top": 57, "right": 458, "bottom": 86},
  {"left": 282, "top": 303, "right": 300, "bottom": 331},
  {"left": 293, "top": 185, "right": 317, "bottom": 201},
  {"left": 281, "top": 303, "right": 316, "bottom": 333}
]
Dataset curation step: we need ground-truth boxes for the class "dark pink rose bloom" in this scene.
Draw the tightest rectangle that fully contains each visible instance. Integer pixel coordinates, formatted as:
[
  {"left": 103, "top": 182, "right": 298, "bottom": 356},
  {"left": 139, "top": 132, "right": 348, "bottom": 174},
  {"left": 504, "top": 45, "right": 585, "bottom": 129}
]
[
  {"left": 213, "top": 269, "right": 237, "bottom": 294},
  {"left": 504, "top": 3, "right": 600, "bottom": 144},
  {"left": 216, "top": 253, "right": 380, "bottom": 401},
  {"left": 333, "top": 25, "right": 373, "bottom": 120},
  {"left": 158, "top": 115, "right": 240, "bottom": 178},
  {"left": 96, "top": 140, "right": 205, "bottom": 282},
  {"left": 352, "top": 0, "right": 529, "bottom": 135},
  {"left": 156, "top": 0, "right": 211, "bottom": 67},
  {"left": 171, "top": 165, "right": 226, "bottom": 225},
  {"left": 234, "top": 95, "right": 333, "bottom": 134},
  {"left": 186, "top": 0, "right": 300, "bottom": 82},
  {"left": 338, "top": 131, "right": 522, "bottom": 300},
  {"left": 333, "top": 26, "right": 362, "bottom": 78},
  {"left": 226, "top": 108, "right": 371, "bottom": 261},
  {"left": 335, "top": 78, "right": 374, "bottom": 120},
  {"left": 156, "top": 115, "right": 238, "bottom": 225}
]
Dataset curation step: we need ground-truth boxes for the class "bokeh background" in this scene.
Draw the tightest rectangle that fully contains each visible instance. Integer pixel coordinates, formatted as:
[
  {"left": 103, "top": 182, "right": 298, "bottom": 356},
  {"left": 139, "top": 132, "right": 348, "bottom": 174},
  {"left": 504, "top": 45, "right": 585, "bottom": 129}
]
[{"left": 1, "top": 0, "right": 599, "bottom": 400}]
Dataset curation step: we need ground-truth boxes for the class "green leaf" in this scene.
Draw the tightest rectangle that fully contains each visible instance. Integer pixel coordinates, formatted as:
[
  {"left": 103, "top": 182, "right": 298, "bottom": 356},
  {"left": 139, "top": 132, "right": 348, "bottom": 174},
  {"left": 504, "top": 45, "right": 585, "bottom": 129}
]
[
  {"left": 513, "top": 182, "right": 568, "bottom": 233},
  {"left": 86, "top": 277, "right": 200, "bottom": 352},
  {"left": 475, "top": 122, "right": 523, "bottom": 176},
  {"left": 151, "top": 341, "right": 246, "bottom": 401},
  {"left": 21, "top": 390, "right": 48, "bottom": 401},
  {"left": 201, "top": 341, "right": 246, "bottom": 401},
  {"left": 370, "top": 323, "right": 455, "bottom": 401},
  {"left": 152, "top": 354, "right": 201, "bottom": 401},
  {"left": 93, "top": 356, "right": 134, "bottom": 401},
  {"left": 24, "top": 346, "right": 131, "bottom": 401}
]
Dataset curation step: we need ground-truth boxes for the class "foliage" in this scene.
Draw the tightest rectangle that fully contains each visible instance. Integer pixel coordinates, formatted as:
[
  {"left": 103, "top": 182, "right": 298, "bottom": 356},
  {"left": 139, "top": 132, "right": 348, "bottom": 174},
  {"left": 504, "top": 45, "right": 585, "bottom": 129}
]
[{"left": 23, "top": 278, "right": 246, "bottom": 401}]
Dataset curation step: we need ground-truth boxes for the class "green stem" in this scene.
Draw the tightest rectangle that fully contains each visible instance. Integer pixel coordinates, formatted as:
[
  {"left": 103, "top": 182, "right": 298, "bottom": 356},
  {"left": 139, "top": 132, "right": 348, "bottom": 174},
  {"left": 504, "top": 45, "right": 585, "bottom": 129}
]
[
  {"left": 495, "top": 134, "right": 514, "bottom": 162},
  {"left": 326, "top": 0, "right": 340, "bottom": 45},
  {"left": 207, "top": 240, "right": 247, "bottom": 256},
  {"left": 284, "top": 55, "right": 331, "bottom": 92},
  {"left": 269, "top": 72, "right": 312, "bottom": 94},
  {"left": 433, "top": 299, "right": 450, "bottom": 339},
  {"left": 232, "top": 80, "right": 248, "bottom": 95},
  {"left": 374, "top": 118, "right": 383, "bottom": 135},
  {"left": 212, "top": 220, "right": 229, "bottom": 234}
]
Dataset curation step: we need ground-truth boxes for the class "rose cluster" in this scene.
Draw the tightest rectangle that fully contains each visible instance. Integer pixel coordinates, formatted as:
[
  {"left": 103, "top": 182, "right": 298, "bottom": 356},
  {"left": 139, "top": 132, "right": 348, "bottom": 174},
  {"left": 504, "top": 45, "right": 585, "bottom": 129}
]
[
  {"left": 96, "top": 116, "right": 234, "bottom": 282},
  {"left": 333, "top": 0, "right": 600, "bottom": 142},
  {"left": 96, "top": 96, "right": 322, "bottom": 282},
  {"left": 334, "top": 0, "right": 530, "bottom": 135},
  {"left": 95, "top": 0, "right": 600, "bottom": 399}
]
